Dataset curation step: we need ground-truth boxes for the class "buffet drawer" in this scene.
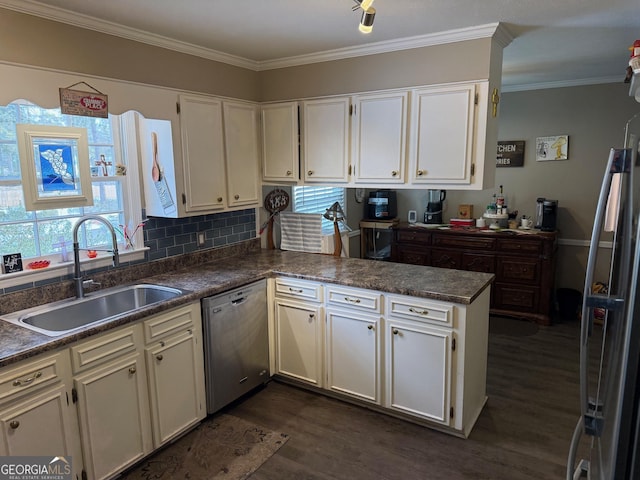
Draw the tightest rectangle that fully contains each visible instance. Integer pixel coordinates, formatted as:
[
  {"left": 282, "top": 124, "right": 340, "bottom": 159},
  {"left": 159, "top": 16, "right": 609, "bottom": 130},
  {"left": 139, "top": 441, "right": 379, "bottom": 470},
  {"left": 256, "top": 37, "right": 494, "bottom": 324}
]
[
  {"left": 431, "top": 249, "right": 462, "bottom": 270},
  {"left": 393, "top": 246, "right": 430, "bottom": 266},
  {"left": 395, "top": 228, "right": 431, "bottom": 245},
  {"left": 496, "top": 238, "right": 542, "bottom": 255},
  {"left": 432, "top": 234, "right": 496, "bottom": 251},
  {"left": 497, "top": 257, "right": 540, "bottom": 284},
  {"left": 494, "top": 284, "right": 540, "bottom": 311}
]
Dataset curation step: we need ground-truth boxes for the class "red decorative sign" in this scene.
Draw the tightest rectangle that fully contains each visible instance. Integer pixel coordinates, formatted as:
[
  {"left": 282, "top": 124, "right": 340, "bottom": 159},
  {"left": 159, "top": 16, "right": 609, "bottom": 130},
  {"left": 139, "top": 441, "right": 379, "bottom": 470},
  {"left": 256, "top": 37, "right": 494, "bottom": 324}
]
[{"left": 59, "top": 88, "right": 108, "bottom": 118}]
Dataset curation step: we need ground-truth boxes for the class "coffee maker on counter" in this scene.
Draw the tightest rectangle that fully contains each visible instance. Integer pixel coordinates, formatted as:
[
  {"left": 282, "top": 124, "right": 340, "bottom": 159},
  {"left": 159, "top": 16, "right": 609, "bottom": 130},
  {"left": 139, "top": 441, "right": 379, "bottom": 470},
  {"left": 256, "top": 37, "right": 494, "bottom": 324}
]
[
  {"left": 424, "top": 189, "right": 446, "bottom": 224},
  {"left": 535, "top": 197, "right": 558, "bottom": 231}
]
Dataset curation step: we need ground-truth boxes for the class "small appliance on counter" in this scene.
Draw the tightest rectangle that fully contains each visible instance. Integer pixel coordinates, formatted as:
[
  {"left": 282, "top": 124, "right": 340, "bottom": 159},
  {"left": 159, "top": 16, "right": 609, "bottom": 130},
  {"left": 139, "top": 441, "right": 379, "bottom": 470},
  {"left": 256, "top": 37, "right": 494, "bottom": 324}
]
[
  {"left": 424, "top": 189, "right": 446, "bottom": 224},
  {"left": 534, "top": 198, "right": 558, "bottom": 231},
  {"left": 366, "top": 190, "right": 397, "bottom": 220}
]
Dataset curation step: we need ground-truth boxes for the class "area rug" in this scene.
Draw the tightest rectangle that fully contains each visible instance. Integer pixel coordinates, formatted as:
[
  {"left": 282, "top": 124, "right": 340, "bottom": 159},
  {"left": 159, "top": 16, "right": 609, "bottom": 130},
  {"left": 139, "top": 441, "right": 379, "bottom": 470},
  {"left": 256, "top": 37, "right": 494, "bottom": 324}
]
[
  {"left": 489, "top": 315, "right": 539, "bottom": 337},
  {"left": 120, "top": 414, "right": 289, "bottom": 480}
]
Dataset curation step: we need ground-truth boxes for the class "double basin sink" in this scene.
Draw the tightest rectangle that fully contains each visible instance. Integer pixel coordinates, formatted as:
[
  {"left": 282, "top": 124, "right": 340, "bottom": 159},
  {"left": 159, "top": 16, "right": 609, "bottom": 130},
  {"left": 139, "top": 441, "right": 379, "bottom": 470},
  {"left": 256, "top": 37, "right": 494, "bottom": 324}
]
[{"left": 1, "top": 284, "right": 188, "bottom": 337}]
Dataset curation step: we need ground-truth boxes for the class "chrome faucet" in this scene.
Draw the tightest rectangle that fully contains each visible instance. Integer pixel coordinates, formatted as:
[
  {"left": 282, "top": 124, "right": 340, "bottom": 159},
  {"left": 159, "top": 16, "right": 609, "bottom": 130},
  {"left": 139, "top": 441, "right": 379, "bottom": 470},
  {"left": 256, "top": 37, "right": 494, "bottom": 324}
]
[{"left": 72, "top": 215, "right": 120, "bottom": 298}]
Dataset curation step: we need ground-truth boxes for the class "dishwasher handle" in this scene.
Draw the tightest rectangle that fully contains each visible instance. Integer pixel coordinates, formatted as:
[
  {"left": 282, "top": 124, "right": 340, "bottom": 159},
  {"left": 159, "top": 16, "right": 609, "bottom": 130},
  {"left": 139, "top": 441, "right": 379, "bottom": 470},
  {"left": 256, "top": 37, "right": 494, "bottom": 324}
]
[{"left": 231, "top": 296, "right": 247, "bottom": 306}]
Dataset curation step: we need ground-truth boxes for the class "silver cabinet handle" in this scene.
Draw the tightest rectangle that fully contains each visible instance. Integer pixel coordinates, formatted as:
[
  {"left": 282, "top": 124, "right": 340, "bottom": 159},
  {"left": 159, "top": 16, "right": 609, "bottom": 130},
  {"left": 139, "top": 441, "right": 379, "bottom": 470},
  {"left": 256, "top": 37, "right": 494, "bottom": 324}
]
[
  {"left": 13, "top": 371, "right": 42, "bottom": 387},
  {"left": 344, "top": 297, "right": 361, "bottom": 304},
  {"left": 9, "top": 420, "right": 19, "bottom": 429},
  {"left": 156, "top": 354, "right": 163, "bottom": 362},
  {"left": 409, "top": 307, "right": 429, "bottom": 316},
  {"left": 288, "top": 287, "right": 304, "bottom": 293},
  {"left": 128, "top": 366, "right": 137, "bottom": 375}
]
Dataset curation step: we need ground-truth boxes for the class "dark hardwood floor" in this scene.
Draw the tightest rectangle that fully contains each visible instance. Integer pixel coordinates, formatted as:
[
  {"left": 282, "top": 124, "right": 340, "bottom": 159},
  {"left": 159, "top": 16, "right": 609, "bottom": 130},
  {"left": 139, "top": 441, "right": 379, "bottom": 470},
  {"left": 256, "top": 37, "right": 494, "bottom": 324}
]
[{"left": 225, "top": 316, "right": 587, "bottom": 480}]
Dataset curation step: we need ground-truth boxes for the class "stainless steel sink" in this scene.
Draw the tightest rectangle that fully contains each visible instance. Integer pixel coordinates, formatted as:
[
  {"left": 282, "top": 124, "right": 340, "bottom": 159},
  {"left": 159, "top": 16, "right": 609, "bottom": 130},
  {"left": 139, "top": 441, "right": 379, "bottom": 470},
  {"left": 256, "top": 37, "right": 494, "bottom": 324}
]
[{"left": 2, "top": 284, "right": 188, "bottom": 337}]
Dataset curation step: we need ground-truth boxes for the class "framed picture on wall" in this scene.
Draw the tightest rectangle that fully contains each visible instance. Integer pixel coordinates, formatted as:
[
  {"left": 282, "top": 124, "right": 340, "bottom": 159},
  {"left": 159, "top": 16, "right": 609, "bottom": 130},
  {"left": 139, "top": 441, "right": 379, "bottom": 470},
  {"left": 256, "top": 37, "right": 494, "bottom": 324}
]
[
  {"left": 16, "top": 124, "right": 93, "bottom": 211},
  {"left": 536, "top": 135, "right": 569, "bottom": 161}
]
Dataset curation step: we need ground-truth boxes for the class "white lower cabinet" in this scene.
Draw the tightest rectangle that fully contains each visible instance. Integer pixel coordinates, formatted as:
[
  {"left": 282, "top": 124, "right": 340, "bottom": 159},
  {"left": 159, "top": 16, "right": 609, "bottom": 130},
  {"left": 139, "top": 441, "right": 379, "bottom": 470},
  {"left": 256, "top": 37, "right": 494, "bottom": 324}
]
[
  {"left": 0, "top": 352, "right": 81, "bottom": 476},
  {"left": 385, "top": 319, "right": 452, "bottom": 424},
  {"left": 144, "top": 303, "right": 206, "bottom": 448},
  {"left": 325, "top": 308, "right": 381, "bottom": 404},
  {"left": 71, "top": 325, "right": 152, "bottom": 480}
]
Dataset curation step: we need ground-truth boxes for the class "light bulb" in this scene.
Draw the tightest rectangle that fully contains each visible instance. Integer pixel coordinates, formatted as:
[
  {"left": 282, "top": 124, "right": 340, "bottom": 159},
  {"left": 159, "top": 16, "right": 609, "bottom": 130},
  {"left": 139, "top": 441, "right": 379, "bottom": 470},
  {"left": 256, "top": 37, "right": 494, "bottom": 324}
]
[
  {"left": 359, "top": 23, "right": 373, "bottom": 34},
  {"left": 360, "top": 0, "right": 375, "bottom": 10},
  {"left": 359, "top": 7, "right": 375, "bottom": 34}
]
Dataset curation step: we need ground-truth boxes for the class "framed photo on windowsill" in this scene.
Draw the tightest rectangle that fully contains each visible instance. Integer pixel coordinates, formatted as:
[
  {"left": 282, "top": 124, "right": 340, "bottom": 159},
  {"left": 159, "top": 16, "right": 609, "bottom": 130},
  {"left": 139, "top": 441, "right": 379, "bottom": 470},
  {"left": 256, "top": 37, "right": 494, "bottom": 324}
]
[{"left": 16, "top": 124, "right": 93, "bottom": 211}]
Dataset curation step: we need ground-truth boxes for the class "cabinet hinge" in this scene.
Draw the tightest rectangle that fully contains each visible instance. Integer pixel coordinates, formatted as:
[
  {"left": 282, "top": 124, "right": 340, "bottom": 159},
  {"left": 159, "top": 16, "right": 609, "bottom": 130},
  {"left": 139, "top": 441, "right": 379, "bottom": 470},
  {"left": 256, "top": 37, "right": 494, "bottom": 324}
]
[
  {"left": 72, "top": 387, "right": 78, "bottom": 404},
  {"left": 474, "top": 93, "right": 479, "bottom": 105},
  {"left": 181, "top": 193, "right": 186, "bottom": 205},
  {"left": 176, "top": 102, "right": 181, "bottom": 114},
  {"left": 470, "top": 163, "right": 475, "bottom": 177},
  {"left": 348, "top": 164, "right": 352, "bottom": 176},
  {"left": 450, "top": 406, "right": 455, "bottom": 419},
  {"left": 349, "top": 104, "right": 356, "bottom": 116},
  {"left": 452, "top": 337, "right": 456, "bottom": 351},
  {"left": 82, "top": 469, "right": 88, "bottom": 480},
  {"left": 66, "top": 391, "right": 69, "bottom": 406}
]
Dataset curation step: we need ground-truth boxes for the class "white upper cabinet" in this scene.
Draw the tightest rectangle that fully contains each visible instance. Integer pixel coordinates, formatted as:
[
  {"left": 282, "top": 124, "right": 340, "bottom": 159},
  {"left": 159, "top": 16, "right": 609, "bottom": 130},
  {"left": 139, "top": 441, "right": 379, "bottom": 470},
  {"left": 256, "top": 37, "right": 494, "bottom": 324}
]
[
  {"left": 261, "top": 102, "right": 299, "bottom": 183},
  {"left": 409, "top": 83, "right": 477, "bottom": 186},
  {"left": 352, "top": 91, "right": 408, "bottom": 184},
  {"left": 223, "top": 101, "right": 261, "bottom": 207},
  {"left": 178, "top": 94, "right": 227, "bottom": 212},
  {"left": 301, "top": 97, "right": 351, "bottom": 183}
]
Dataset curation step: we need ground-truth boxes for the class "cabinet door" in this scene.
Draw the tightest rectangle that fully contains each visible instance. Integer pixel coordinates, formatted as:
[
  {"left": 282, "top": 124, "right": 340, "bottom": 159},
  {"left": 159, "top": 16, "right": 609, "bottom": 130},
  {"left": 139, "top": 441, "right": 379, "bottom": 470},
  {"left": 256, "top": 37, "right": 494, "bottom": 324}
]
[
  {"left": 385, "top": 320, "right": 452, "bottom": 425},
  {"left": 352, "top": 91, "right": 407, "bottom": 184},
  {"left": 302, "top": 97, "right": 350, "bottom": 183},
  {"left": 325, "top": 308, "right": 381, "bottom": 404},
  {"left": 274, "top": 298, "right": 323, "bottom": 386},
  {"left": 223, "top": 101, "right": 260, "bottom": 207},
  {"left": 261, "top": 102, "right": 299, "bottom": 182},
  {"left": 409, "top": 83, "right": 476, "bottom": 185},
  {"left": 74, "top": 353, "right": 151, "bottom": 480},
  {"left": 0, "top": 385, "right": 78, "bottom": 459},
  {"left": 146, "top": 329, "right": 205, "bottom": 448},
  {"left": 178, "top": 94, "right": 226, "bottom": 212},
  {"left": 431, "top": 248, "right": 462, "bottom": 269}
]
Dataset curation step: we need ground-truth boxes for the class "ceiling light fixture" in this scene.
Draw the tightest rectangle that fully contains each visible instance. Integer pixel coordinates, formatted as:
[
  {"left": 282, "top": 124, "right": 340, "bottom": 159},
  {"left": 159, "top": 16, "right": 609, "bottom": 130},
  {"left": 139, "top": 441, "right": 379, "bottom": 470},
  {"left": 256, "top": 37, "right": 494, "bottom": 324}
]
[{"left": 352, "top": 0, "right": 376, "bottom": 34}]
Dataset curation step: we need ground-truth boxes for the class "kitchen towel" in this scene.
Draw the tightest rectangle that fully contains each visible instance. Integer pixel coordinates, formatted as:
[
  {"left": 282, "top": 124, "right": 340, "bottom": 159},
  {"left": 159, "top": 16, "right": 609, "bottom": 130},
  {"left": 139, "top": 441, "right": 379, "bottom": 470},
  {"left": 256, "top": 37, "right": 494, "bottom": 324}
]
[{"left": 280, "top": 212, "right": 323, "bottom": 253}]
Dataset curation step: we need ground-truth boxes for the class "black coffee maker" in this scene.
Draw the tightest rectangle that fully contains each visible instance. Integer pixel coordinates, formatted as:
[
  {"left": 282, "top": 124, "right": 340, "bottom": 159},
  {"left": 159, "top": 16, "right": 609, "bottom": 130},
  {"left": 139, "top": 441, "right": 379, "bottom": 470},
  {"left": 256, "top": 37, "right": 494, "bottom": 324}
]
[
  {"left": 424, "top": 189, "right": 446, "bottom": 224},
  {"left": 540, "top": 199, "right": 558, "bottom": 232}
]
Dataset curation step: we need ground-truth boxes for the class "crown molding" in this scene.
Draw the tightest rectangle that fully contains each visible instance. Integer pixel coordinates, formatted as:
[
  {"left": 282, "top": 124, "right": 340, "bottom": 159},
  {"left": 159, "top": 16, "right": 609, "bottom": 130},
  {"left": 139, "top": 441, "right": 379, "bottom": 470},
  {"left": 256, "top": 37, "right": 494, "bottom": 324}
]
[
  {"left": 257, "top": 23, "right": 506, "bottom": 71},
  {"left": 0, "top": 0, "right": 259, "bottom": 70},
  {"left": 502, "top": 75, "right": 623, "bottom": 92},
  {"left": 0, "top": 1, "right": 505, "bottom": 73}
]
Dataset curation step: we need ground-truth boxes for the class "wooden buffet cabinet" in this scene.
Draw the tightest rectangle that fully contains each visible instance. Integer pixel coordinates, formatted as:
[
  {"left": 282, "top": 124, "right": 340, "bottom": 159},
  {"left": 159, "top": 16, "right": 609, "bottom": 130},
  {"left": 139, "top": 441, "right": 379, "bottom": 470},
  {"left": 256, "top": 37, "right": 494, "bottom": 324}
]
[{"left": 391, "top": 223, "right": 558, "bottom": 325}]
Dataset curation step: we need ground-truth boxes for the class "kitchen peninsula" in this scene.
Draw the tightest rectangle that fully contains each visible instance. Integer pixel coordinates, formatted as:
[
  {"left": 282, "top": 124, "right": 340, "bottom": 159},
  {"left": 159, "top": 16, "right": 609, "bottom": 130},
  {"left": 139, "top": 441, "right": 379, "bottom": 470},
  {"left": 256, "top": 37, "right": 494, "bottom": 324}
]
[{"left": 0, "top": 242, "right": 493, "bottom": 477}]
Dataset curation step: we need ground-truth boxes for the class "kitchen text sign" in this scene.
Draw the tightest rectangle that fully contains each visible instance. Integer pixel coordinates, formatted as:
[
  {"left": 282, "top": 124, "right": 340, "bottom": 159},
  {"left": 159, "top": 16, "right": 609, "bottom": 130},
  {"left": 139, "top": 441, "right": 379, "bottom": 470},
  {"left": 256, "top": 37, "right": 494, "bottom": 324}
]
[
  {"left": 59, "top": 88, "right": 108, "bottom": 118},
  {"left": 496, "top": 140, "right": 525, "bottom": 167}
]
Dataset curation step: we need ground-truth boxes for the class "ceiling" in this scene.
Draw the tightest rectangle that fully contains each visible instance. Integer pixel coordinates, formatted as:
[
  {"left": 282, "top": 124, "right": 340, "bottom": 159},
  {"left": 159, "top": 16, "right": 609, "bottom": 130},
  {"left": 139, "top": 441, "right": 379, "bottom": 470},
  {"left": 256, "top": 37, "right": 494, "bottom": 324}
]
[{"left": 2, "top": 0, "right": 639, "bottom": 91}]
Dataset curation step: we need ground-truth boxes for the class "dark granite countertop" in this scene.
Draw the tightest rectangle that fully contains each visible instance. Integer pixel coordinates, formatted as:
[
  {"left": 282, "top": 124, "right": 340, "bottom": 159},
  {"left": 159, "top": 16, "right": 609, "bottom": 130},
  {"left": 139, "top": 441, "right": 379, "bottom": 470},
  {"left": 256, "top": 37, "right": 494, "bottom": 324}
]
[{"left": 0, "top": 249, "right": 493, "bottom": 368}]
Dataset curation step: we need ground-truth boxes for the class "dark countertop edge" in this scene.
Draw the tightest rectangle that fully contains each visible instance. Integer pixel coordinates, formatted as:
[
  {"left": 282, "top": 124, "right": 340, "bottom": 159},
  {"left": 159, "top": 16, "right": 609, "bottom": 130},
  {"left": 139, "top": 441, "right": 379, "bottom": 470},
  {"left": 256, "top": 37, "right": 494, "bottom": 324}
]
[{"left": 0, "top": 252, "right": 493, "bottom": 369}]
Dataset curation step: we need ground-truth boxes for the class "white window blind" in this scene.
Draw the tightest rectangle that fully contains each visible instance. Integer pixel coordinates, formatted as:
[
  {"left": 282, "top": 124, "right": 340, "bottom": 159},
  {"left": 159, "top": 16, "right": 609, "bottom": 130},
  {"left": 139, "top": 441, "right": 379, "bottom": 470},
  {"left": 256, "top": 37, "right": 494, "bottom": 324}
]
[{"left": 292, "top": 186, "right": 346, "bottom": 234}]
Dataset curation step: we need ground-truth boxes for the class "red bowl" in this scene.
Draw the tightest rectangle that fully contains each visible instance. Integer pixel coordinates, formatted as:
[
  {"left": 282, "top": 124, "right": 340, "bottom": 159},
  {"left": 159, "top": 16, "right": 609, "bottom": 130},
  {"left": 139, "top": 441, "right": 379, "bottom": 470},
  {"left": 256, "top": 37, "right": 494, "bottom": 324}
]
[{"left": 27, "top": 260, "right": 50, "bottom": 269}]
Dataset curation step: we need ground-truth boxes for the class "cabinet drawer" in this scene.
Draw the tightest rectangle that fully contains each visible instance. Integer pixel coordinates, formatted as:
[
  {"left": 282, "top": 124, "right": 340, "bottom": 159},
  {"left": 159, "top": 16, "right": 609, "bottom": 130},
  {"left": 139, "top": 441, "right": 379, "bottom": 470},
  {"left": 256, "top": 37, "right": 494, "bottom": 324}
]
[
  {"left": 71, "top": 325, "right": 141, "bottom": 374},
  {"left": 143, "top": 304, "right": 196, "bottom": 344},
  {"left": 494, "top": 284, "right": 540, "bottom": 311},
  {"left": 496, "top": 238, "right": 542, "bottom": 255},
  {"left": 431, "top": 249, "right": 462, "bottom": 270},
  {"left": 326, "top": 286, "right": 382, "bottom": 313},
  {"left": 395, "top": 229, "right": 431, "bottom": 245},
  {"left": 0, "top": 352, "right": 67, "bottom": 403},
  {"left": 497, "top": 257, "right": 540, "bottom": 284},
  {"left": 386, "top": 295, "right": 454, "bottom": 327},
  {"left": 275, "top": 277, "right": 323, "bottom": 302},
  {"left": 432, "top": 234, "right": 496, "bottom": 251},
  {"left": 462, "top": 253, "right": 495, "bottom": 273},
  {"left": 393, "top": 246, "right": 430, "bottom": 266}
]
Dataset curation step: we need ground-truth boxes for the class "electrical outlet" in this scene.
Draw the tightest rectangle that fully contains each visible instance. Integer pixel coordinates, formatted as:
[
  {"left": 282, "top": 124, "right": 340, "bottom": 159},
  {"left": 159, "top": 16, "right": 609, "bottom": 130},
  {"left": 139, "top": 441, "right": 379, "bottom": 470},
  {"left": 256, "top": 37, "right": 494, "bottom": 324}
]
[{"left": 197, "top": 232, "right": 206, "bottom": 247}]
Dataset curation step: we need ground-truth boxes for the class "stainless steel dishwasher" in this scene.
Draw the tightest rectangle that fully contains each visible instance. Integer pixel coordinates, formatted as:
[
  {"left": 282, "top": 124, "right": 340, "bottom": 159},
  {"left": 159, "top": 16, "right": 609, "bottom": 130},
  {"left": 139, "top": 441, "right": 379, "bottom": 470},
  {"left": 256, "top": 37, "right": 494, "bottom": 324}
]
[{"left": 202, "top": 279, "right": 269, "bottom": 413}]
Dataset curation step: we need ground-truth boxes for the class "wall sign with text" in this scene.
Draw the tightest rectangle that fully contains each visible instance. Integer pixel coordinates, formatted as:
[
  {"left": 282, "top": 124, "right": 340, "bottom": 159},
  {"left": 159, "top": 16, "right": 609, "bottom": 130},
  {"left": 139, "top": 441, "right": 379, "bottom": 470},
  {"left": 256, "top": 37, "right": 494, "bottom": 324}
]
[{"left": 496, "top": 140, "right": 525, "bottom": 167}]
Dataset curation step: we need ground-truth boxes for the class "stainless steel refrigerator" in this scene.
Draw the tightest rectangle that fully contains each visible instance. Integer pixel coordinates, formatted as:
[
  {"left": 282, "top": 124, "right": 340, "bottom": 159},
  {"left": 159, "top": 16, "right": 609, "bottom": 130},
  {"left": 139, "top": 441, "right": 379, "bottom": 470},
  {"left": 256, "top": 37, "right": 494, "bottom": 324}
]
[{"left": 567, "top": 114, "right": 640, "bottom": 479}]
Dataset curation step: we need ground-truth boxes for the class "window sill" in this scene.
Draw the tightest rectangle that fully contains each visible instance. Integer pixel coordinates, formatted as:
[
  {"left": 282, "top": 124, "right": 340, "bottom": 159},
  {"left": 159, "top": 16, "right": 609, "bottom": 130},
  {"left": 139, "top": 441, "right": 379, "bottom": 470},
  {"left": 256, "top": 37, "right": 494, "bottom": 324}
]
[{"left": 0, "top": 248, "right": 148, "bottom": 291}]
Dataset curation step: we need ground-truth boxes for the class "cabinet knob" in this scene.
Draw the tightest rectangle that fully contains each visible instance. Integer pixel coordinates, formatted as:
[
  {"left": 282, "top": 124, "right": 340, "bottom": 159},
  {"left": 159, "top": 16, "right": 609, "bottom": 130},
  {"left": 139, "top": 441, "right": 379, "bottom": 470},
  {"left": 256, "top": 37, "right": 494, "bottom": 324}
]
[
  {"left": 417, "top": 170, "right": 425, "bottom": 176},
  {"left": 286, "top": 170, "right": 292, "bottom": 176},
  {"left": 234, "top": 194, "right": 240, "bottom": 200},
  {"left": 217, "top": 197, "right": 223, "bottom": 202},
  {"left": 156, "top": 354, "right": 163, "bottom": 362},
  {"left": 128, "top": 366, "right": 137, "bottom": 375},
  {"left": 367, "top": 325, "right": 374, "bottom": 330},
  {"left": 392, "top": 329, "right": 399, "bottom": 335},
  {"left": 9, "top": 420, "right": 19, "bottom": 429},
  {"left": 309, "top": 314, "right": 315, "bottom": 320},
  {"left": 308, "top": 170, "right": 313, "bottom": 176},
  {"left": 391, "top": 171, "right": 398, "bottom": 177},
  {"left": 160, "top": 341, "right": 166, "bottom": 347}
]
